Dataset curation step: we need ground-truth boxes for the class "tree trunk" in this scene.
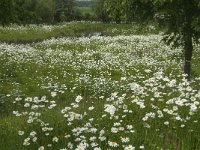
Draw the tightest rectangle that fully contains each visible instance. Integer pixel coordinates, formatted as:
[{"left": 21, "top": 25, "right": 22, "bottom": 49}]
[
  {"left": 183, "top": 33, "right": 193, "bottom": 81},
  {"left": 115, "top": 11, "right": 121, "bottom": 24},
  {"left": 183, "top": 0, "right": 194, "bottom": 81}
]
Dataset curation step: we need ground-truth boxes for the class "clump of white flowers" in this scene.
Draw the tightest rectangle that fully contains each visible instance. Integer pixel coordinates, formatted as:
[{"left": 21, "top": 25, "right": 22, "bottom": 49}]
[{"left": 5, "top": 30, "right": 199, "bottom": 150}]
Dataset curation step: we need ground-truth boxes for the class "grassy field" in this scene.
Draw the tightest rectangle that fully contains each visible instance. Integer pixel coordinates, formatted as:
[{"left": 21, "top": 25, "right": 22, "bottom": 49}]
[
  {"left": 0, "top": 22, "right": 159, "bottom": 43},
  {"left": 77, "top": 7, "right": 95, "bottom": 17},
  {"left": 0, "top": 22, "right": 200, "bottom": 150}
]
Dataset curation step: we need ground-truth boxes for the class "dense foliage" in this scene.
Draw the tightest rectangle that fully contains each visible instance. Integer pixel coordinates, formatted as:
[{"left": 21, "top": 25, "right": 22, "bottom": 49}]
[
  {"left": 0, "top": 0, "right": 92, "bottom": 24},
  {"left": 0, "top": 0, "right": 15, "bottom": 26},
  {"left": 92, "top": 0, "right": 110, "bottom": 23},
  {"left": 151, "top": 0, "right": 200, "bottom": 80},
  {"left": 92, "top": 0, "right": 154, "bottom": 23}
]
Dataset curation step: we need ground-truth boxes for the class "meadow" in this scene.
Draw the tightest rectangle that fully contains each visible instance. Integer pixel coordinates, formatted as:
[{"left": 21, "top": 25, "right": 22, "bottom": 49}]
[{"left": 0, "top": 22, "right": 200, "bottom": 150}]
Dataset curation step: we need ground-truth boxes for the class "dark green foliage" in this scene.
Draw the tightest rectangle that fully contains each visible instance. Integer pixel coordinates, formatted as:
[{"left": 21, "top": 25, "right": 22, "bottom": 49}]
[
  {"left": 152, "top": 0, "right": 200, "bottom": 80},
  {"left": 124, "top": 0, "right": 155, "bottom": 23},
  {"left": 35, "top": 0, "right": 55, "bottom": 23},
  {"left": 92, "top": 0, "right": 110, "bottom": 23},
  {"left": 0, "top": 0, "right": 15, "bottom": 26},
  {"left": 0, "top": 0, "right": 81, "bottom": 24},
  {"left": 14, "top": 0, "right": 39, "bottom": 24},
  {"left": 92, "top": 0, "right": 154, "bottom": 23},
  {"left": 54, "top": 0, "right": 77, "bottom": 22}
]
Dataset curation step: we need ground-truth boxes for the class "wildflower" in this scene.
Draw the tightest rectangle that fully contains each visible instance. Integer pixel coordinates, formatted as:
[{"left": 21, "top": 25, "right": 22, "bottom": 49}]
[
  {"left": 139, "top": 145, "right": 145, "bottom": 149},
  {"left": 18, "top": 131, "right": 24, "bottom": 136},
  {"left": 68, "top": 142, "right": 73, "bottom": 149},
  {"left": 24, "top": 103, "right": 30, "bottom": 107},
  {"left": 124, "top": 145, "right": 135, "bottom": 150},
  {"left": 111, "top": 127, "right": 118, "bottom": 133},
  {"left": 30, "top": 131, "right": 37, "bottom": 137},
  {"left": 27, "top": 118, "right": 34, "bottom": 123},
  {"left": 75, "top": 138, "right": 81, "bottom": 142},
  {"left": 190, "top": 104, "right": 197, "bottom": 112},
  {"left": 51, "top": 91, "right": 57, "bottom": 97},
  {"left": 32, "top": 137, "right": 37, "bottom": 142},
  {"left": 127, "top": 125, "right": 133, "bottom": 130},
  {"left": 108, "top": 141, "right": 119, "bottom": 147},
  {"left": 77, "top": 142, "right": 89, "bottom": 149},
  {"left": 99, "top": 129, "right": 105, "bottom": 135},
  {"left": 48, "top": 104, "right": 57, "bottom": 109},
  {"left": 25, "top": 97, "right": 32, "bottom": 102},
  {"left": 164, "top": 121, "right": 169, "bottom": 125},
  {"left": 88, "top": 106, "right": 95, "bottom": 110},
  {"left": 181, "top": 124, "right": 185, "bottom": 128},
  {"left": 38, "top": 146, "right": 45, "bottom": 150},
  {"left": 23, "top": 138, "right": 30, "bottom": 146},
  {"left": 75, "top": 146, "right": 85, "bottom": 150},
  {"left": 104, "top": 104, "right": 116, "bottom": 116},
  {"left": 15, "top": 97, "right": 22, "bottom": 101},
  {"left": 114, "top": 122, "right": 121, "bottom": 126},
  {"left": 119, "top": 127, "right": 125, "bottom": 131},
  {"left": 52, "top": 136, "right": 59, "bottom": 142},
  {"left": 75, "top": 95, "right": 83, "bottom": 103},
  {"left": 99, "top": 136, "right": 106, "bottom": 141},
  {"left": 72, "top": 104, "right": 79, "bottom": 108},
  {"left": 94, "top": 147, "right": 101, "bottom": 150},
  {"left": 90, "top": 128, "right": 97, "bottom": 133},
  {"left": 91, "top": 142, "right": 98, "bottom": 147},
  {"left": 121, "top": 77, "right": 126, "bottom": 81},
  {"left": 121, "top": 137, "right": 130, "bottom": 143},
  {"left": 45, "top": 133, "right": 50, "bottom": 136},
  {"left": 90, "top": 136, "right": 97, "bottom": 141},
  {"left": 89, "top": 118, "right": 94, "bottom": 122},
  {"left": 65, "top": 134, "right": 71, "bottom": 138}
]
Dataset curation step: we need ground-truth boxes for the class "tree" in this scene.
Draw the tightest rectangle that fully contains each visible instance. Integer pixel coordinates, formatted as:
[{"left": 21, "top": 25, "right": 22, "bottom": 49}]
[
  {"left": 14, "top": 0, "right": 38, "bottom": 24},
  {"left": 152, "top": 0, "right": 200, "bottom": 80},
  {"left": 0, "top": 0, "right": 15, "bottom": 26},
  {"left": 92, "top": 0, "right": 110, "bottom": 23},
  {"left": 35, "top": 0, "right": 55, "bottom": 23},
  {"left": 63, "top": 0, "right": 76, "bottom": 21},
  {"left": 104, "top": 0, "right": 124, "bottom": 23},
  {"left": 54, "top": 0, "right": 76, "bottom": 22},
  {"left": 103, "top": 0, "right": 154, "bottom": 24},
  {"left": 14, "top": 0, "right": 56, "bottom": 24},
  {"left": 124, "top": 0, "right": 154, "bottom": 23}
]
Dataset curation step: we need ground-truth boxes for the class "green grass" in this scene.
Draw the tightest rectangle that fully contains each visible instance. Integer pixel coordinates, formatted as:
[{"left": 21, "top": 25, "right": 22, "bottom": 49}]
[
  {"left": 0, "top": 22, "right": 159, "bottom": 43},
  {"left": 0, "top": 22, "right": 200, "bottom": 150},
  {"left": 77, "top": 7, "right": 95, "bottom": 16}
]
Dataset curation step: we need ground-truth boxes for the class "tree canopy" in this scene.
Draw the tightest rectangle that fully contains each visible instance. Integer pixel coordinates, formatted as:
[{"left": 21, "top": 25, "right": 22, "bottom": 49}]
[
  {"left": 0, "top": 0, "right": 15, "bottom": 26},
  {"left": 0, "top": 0, "right": 80, "bottom": 25},
  {"left": 152, "top": 0, "right": 200, "bottom": 80}
]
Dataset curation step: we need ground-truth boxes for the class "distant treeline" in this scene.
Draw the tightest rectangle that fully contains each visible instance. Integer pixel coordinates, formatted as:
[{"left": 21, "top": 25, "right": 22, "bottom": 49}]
[
  {"left": 0, "top": 0, "right": 156, "bottom": 25},
  {"left": 0, "top": 0, "right": 94, "bottom": 25},
  {"left": 92, "top": 0, "right": 154, "bottom": 24}
]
